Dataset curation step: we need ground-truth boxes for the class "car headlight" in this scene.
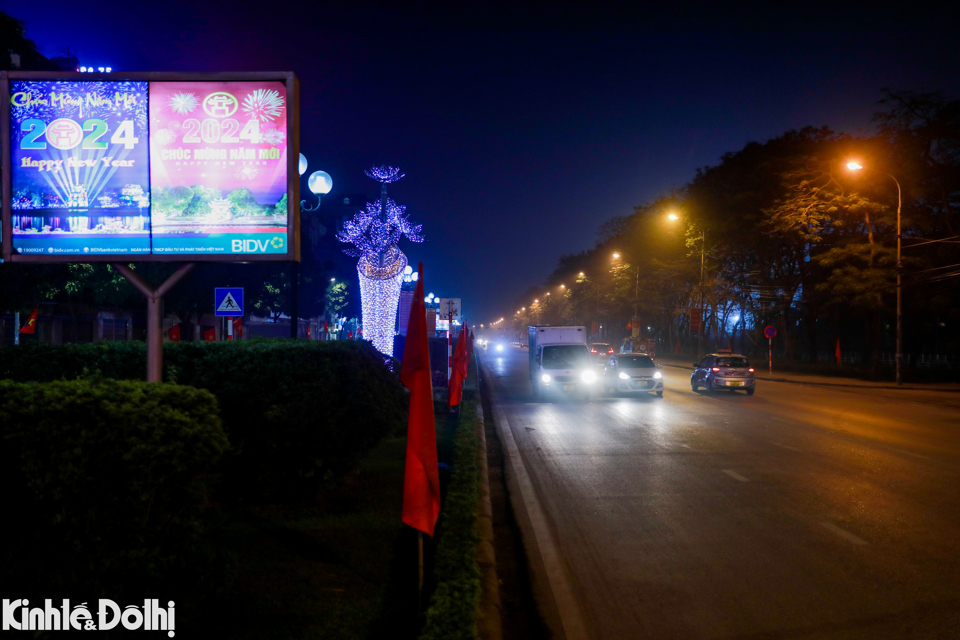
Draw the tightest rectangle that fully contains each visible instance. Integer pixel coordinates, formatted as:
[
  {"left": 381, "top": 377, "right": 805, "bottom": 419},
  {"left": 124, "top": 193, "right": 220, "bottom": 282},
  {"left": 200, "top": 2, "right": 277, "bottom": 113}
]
[
  {"left": 653, "top": 371, "right": 662, "bottom": 379},
  {"left": 496, "top": 344, "right": 504, "bottom": 352},
  {"left": 541, "top": 373, "right": 551, "bottom": 383},
  {"left": 618, "top": 372, "right": 631, "bottom": 380},
  {"left": 581, "top": 370, "right": 596, "bottom": 383}
]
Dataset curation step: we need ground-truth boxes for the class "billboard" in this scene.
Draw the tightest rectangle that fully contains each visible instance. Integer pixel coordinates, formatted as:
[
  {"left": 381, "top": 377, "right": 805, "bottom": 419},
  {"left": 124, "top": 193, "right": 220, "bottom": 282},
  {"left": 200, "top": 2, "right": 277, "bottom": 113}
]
[
  {"left": 1, "top": 72, "right": 299, "bottom": 262},
  {"left": 9, "top": 80, "right": 152, "bottom": 256}
]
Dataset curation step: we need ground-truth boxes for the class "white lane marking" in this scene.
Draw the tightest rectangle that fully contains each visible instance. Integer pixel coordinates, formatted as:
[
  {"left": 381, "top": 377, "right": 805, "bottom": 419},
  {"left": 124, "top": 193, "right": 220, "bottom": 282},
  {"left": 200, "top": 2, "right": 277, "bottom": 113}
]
[
  {"left": 893, "top": 448, "right": 929, "bottom": 460},
  {"left": 769, "top": 441, "right": 801, "bottom": 452},
  {"left": 485, "top": 368, "right": 591, "bottom": 639},
  {"left": 722, "top": 469, "right": 749, "bottom": 482},
  {"left": 820, "top": 522, "right": 868, "bottom": 545}
]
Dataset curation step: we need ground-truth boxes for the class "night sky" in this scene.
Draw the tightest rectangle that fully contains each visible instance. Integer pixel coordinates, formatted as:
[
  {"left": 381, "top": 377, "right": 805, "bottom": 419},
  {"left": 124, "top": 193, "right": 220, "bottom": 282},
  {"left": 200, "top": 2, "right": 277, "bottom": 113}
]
[{"left": 6, "top": 1, "right": 959, "bottom": 323}]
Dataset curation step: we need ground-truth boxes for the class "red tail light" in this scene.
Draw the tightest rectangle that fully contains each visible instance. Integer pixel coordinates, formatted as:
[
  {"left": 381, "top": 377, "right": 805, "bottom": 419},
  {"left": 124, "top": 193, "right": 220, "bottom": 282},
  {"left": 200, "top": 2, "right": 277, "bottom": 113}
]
[
  {"left": 711, "top": 367, "right": 720, "bottom": 372},
  {"left": 748, "top": 368, "right": 755, "bottom": 372},
  {"left": 608, "top": 349, "right": 614, "bottom": 353},
  {"left": 591, "top": 348, "right": 597, "bottom": 353}
]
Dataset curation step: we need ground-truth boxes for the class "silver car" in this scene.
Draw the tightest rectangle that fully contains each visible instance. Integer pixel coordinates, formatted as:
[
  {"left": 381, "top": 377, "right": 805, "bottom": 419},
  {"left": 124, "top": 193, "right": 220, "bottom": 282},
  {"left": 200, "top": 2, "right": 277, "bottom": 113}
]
[
  {"left": 603, "top": 354, "right": 664, "bottom": 397},
  {"left": 691, "top": 354, "right": 756, "bottom": 395}
]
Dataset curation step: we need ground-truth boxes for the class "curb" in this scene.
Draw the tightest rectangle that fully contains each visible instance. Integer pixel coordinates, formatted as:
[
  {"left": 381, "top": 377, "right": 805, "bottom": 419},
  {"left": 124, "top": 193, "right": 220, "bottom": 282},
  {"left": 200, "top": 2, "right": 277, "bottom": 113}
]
[
  {"left": 475, "top": 369, "right": 503, "bottom": 640},
  {"left": 658, "top": 362, "right": 960, "bottom": 392}
]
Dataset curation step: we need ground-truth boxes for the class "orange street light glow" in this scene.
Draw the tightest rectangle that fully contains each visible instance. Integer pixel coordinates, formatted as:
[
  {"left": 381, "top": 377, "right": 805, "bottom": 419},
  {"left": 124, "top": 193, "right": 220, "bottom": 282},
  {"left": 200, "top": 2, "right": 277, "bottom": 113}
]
[
  {"left": 847, "top": 161, "right": 863, "bottom": 171},
  {"left": 667, "top": 213, "right": 680, "bottom": 221},
  {"left": 612, "top": 253, "right": 621, "bottom": 258}
]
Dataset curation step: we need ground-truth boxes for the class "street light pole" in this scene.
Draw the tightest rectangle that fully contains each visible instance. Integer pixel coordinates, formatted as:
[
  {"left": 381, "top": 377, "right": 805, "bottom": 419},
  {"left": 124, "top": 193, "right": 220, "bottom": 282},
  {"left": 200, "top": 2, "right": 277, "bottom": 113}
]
[
  {"left": 698, "top": 228, "right": 705, "bottom": 360},
  {"left": 296, "top": 165, "right": 333, "bottom": 339},
  {"left": 895, "top": 176, "right": 902, "bottom": 386},
  {"left": 847, "top": 162, "right": 903, "bottom": 385}
]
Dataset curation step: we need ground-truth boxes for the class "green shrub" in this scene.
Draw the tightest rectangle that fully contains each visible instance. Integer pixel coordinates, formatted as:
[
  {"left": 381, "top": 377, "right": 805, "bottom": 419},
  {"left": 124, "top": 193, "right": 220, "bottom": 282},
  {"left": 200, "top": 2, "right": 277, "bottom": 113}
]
[
  {"left": 166, "top": 340, "right": 407, "bottom": 498},
  {"left": 420, "top": 397, "right": 481, "bottom": 640},
  {"left": 0, "top": 378, "right": 230, "bottom": 599},
  {"left": 0, "top": 340, "right": 408, "bottom": 499}
]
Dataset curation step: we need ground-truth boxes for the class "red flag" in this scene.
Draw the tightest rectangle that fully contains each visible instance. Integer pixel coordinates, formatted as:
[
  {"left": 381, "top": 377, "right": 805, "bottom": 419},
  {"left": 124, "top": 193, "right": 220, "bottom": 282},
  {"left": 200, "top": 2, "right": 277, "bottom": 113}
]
[
  {"left": 19, "top": 307, "right": 38, "bottom": 334},
  {"left": 167, "top": 325, "right": 181, "bottom": 342},
  {"left": 203, "top": 327, "right": 217, "bottom": 342},
  {"left": 233, "top": 317, "right": 243, "bottom": 339},
  {"left": 836, "top": 336, "right": 842, "bottom": 365},
  {"left": 400, "top": 263, "right": 441, "bottom": 537},
  {"left": 449, "top": 324, "right": 470, "bottom": 407}
]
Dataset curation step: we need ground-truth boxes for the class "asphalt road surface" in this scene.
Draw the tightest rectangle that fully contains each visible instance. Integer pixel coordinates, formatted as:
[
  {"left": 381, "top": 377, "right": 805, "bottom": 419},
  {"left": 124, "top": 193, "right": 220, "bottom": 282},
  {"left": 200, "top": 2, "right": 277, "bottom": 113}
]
[{"left": 481, "top": 345, "right": 960, "bottom": 640}]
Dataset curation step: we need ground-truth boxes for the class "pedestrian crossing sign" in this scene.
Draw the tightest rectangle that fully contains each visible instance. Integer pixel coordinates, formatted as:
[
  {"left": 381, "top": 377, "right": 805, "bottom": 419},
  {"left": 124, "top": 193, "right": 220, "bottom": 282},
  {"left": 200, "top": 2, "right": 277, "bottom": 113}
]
[{"left": 215, "top": 288, "right": 244, "bottom": 317}]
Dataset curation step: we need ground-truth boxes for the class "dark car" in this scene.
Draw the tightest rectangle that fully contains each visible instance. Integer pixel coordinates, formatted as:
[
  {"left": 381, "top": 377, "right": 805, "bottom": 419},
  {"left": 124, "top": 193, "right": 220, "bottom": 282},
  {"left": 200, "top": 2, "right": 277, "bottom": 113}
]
[
  {"left": 691, "top": 354, "right": 756, "bottom": 394},
  {"left": 589, "top": 342, "right": 615, "bottom": 368},
  {"left": 603, "top": 354, "right": 664, "bottom": 397}
]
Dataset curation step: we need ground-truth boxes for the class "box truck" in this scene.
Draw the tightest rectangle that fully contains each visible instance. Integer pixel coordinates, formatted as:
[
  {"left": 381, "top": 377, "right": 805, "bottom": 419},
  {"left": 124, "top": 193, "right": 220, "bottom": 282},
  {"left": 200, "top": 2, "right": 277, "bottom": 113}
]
[{"left": 528, "top": 325, "right": 595, "bottom": 400}]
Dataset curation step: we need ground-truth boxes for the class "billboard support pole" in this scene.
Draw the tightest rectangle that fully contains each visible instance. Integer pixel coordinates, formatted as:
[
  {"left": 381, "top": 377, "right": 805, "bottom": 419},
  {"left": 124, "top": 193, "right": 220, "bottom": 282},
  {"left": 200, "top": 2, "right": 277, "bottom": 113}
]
[
  {"left": 290, "top": 262, "right": 300, "bottom": 339},
  {"left": 113, "top": 263, "right": 196, "bottom": 382}
]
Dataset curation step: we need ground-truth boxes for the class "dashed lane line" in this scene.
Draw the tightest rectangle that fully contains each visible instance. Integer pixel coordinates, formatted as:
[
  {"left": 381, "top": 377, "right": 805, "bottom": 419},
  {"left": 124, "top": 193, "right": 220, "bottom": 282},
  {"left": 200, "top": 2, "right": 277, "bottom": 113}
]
[
  {"left": 722, "top": 469, "right": 750, "bottom": 482},
  {"left": 769, "top": 441, "right": 802, "bottom": 452},
  {"left": 820, "top": 522, "right": 868, "bottom": 545}
]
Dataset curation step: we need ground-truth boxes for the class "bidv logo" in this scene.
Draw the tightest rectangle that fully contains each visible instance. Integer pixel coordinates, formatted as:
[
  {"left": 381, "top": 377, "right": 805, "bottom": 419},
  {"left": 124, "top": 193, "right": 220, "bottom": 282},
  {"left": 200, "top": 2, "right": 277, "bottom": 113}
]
[{"left": 232, "top": 236, "right": 284, "bottom": 253}]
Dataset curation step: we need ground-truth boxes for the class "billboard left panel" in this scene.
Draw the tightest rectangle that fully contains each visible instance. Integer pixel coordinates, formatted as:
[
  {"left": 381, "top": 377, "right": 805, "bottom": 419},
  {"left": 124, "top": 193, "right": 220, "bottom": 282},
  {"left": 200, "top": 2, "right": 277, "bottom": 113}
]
[{"left": 9, "top": 80, "right": 151, "bottom": 256}]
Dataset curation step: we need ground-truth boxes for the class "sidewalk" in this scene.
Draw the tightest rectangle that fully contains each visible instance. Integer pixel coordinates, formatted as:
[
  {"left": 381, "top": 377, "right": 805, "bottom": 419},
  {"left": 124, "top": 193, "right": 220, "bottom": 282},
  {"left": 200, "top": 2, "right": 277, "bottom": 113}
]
[{"left": 654, "top": 356, "right": 960, "bottom": 393}]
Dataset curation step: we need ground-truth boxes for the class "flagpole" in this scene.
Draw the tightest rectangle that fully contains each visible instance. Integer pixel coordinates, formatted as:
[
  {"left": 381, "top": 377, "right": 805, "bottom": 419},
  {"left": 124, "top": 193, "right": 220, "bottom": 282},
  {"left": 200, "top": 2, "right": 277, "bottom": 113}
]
[
  {"left": 418, "top": 530, "right": 424, "bottom": 612},
  {"left": 14, "top": 311, "right": 19, "bottom": 345}
]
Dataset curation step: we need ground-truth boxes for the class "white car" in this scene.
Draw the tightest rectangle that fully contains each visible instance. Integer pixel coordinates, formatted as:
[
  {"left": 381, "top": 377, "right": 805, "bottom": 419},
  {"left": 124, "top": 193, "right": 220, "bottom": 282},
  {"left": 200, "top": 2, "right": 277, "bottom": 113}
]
[{"left": 603, "top": 354, "right": 664, "bottom": 397}]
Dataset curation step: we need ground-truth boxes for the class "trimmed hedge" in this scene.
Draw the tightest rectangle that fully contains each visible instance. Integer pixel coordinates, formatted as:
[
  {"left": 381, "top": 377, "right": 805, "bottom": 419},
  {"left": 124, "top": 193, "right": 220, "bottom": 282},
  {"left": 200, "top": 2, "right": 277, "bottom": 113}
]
[
  {"left": 420, "top": 397, "right": 482, "bottom": 640},
  {"left": 0, "top": 378, "right": 230, "bottom": 598},
  {"left": 0, "top": 340, "right": 408, "bottom": 499}
]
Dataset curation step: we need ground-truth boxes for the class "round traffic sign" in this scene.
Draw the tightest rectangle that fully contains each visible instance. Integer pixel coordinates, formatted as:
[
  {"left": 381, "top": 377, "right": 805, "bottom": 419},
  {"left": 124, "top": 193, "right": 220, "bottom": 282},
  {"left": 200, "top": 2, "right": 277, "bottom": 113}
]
[{"left": 764, "top": 325, "right": 777, "bottom": 339}]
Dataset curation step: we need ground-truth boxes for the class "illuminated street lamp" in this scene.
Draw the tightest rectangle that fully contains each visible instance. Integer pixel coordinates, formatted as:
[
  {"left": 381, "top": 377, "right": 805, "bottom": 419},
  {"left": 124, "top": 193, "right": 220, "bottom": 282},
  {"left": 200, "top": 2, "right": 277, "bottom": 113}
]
[
  {"left": 302, "top": 169, "right": 333, "bottom": 211},
  {"left": 612, "top": 252, "right": 621, "bottom": 259},
  {"left": 847, "top": 160, "right": 903, "bottom": 385}
]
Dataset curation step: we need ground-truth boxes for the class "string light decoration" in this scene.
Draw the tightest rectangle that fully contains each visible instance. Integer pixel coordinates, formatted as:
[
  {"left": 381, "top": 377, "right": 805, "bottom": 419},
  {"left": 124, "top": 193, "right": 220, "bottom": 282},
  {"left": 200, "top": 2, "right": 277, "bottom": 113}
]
[
  {"left": 336, "top": 166, "right": 425, "bottom": 356},
  {"left": 358, "top": 245, "right": 408, "bottom": 355}
]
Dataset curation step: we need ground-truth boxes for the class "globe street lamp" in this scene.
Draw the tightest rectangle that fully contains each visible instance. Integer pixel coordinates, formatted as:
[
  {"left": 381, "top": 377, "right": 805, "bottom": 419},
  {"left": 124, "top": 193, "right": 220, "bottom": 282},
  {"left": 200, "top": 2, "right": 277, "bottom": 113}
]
[
  {"left": 847, "top": 161, "right": 903, "bottom": 385},
  {"left": 302, "top": 169, "right": 333, "bottom": 211}
]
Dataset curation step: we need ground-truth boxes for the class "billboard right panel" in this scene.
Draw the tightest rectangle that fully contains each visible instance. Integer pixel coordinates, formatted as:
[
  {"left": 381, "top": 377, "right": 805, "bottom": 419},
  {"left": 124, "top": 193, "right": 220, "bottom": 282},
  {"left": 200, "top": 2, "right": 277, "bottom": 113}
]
[{"left": 148, "top": 80, "right": 289, "bottom": 257}]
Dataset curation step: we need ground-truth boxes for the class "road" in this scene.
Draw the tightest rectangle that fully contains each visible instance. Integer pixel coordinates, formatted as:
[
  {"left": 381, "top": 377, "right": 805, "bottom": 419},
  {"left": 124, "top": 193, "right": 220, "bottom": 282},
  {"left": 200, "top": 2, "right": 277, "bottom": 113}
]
[{"left": 481, "top": 345, "right": 960, "bottom": 640}]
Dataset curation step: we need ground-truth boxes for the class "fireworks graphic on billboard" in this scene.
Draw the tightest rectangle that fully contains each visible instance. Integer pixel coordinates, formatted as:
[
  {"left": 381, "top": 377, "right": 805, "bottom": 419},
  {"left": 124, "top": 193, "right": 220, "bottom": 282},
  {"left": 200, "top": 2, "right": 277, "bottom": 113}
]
[
  {"left": 169, "top": 92, "right": 199, "bottom": 114},
  {"left": 242, "top": 89, "right": 285, "bottom": 122},
  {"left": 235, "top": 164, "right": 260, "bottom": 180}
]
